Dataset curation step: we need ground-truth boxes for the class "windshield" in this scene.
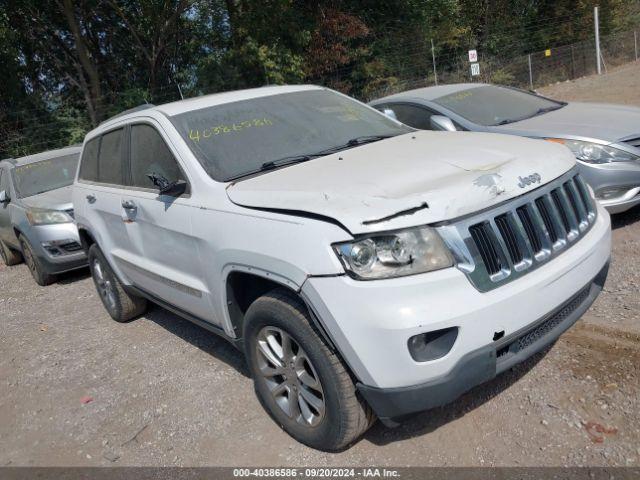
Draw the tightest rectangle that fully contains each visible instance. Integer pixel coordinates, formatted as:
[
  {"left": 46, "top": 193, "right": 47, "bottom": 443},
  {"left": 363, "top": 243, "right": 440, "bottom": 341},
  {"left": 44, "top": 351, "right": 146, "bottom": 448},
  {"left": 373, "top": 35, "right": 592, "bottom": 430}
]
[
  {"left": 170, "top": 89, "right": 411, "bottom": 181},
  {"left": 13, "top": 154, "right": 79, "bottom": 198},
  {"left": 433, "top": 85, "right": 564, "bottom": 126}
]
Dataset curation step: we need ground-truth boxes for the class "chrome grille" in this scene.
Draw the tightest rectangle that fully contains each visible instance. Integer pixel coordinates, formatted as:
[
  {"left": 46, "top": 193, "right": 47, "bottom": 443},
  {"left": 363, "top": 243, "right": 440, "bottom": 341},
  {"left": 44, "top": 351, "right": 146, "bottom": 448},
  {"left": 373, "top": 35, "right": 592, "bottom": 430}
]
[
  {"left": 438, "top": 169, "right": 597, "bottom": 292},
  {"left": 469, "top": 223, "right": 503, "bottom": 275}
]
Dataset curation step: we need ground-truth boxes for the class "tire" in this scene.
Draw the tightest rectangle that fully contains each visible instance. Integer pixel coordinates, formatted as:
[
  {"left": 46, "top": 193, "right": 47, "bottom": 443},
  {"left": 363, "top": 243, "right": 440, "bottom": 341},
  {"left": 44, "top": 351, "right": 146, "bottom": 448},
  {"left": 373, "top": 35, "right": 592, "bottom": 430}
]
[
  {"left": 244, "top": 288, "right": 375, "bottom": 451},
  {"left": 18, "top": 235, "right": 55, "bottom": 286},
  {"left": 0, "top": 239, "right": 22, "bottom": 266},
  {"left": 88, "top": 244, "right": 147, "bottom": 322}
]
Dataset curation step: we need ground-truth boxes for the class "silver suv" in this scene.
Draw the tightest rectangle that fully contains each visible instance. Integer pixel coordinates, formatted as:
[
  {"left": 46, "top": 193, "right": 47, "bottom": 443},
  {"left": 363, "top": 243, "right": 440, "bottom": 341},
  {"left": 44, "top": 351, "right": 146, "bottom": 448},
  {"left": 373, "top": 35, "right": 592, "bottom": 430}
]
[
  {"left": 74, "top": 86, "right": 610, "bottom": 450},
  {"left": 0, "top": 146, "right": 86, "bottom": 285}
]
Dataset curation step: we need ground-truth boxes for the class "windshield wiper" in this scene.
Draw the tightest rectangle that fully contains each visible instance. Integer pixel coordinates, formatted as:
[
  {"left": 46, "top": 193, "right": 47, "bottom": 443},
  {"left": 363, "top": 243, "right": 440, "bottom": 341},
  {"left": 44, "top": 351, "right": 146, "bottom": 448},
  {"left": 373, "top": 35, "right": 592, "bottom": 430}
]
[
  {"left": 345, "top": 134, "right": 395, "bottom": 146},
  {"left": 258, "top": 136, "right": 394, "bottom": 171},
  {"left": 532, "top": 104, "right": 566, "bottom": 116},
  {"left": 226, "top": 155, "right": 315, "bottom": 182},
  {"left": 494, "top": 103, "right": 566, "bottom": 126},
  {"left": 260, "top": 155, "right": 313, "bottom": 172},
  {"left": 226, "top": 135, "right": 397, "bottom": 182}
]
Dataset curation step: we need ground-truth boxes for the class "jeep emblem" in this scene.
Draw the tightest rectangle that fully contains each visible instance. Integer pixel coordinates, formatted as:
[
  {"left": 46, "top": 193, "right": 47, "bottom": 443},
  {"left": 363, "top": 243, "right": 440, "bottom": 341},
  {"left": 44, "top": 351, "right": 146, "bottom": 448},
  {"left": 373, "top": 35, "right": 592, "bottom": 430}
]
[{"left": 517, "top": 173, "right": 541, "bottom": 188}]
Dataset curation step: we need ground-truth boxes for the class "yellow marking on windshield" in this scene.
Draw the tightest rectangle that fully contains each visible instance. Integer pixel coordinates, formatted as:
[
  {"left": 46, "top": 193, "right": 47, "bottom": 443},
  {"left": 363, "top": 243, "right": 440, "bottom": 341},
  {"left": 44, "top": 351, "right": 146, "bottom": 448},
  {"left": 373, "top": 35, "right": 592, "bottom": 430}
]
[
  {"left": 188, "top": 118, "right": 274, "bottom": 143},
  {"left": 15, "top": 159, "right": 53, "bottom": 172},
  {"left": 447, "top": 91, "right": 473, "bottom": 102},
  {"left": 316, "top": 105, "right": 363, "bottom": 122}
]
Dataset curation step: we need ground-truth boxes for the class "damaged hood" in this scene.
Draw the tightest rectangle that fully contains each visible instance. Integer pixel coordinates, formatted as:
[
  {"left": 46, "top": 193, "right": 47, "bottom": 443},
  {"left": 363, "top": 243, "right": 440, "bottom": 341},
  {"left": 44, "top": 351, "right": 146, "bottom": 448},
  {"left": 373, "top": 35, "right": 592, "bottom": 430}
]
[{"left": 226, "top": 131, "right": 575, "bottom": 234}]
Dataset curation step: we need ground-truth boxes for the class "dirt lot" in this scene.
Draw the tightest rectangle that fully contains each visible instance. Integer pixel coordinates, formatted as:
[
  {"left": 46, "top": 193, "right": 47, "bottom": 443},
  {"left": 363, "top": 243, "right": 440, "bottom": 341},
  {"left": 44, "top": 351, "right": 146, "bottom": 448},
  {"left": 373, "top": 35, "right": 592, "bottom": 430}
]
[
  {"left": 539, "top": 61, "right": 640, "bottom": 106},
  {"left": 1, "top": 65, "right": 640, "bottom": 467}
]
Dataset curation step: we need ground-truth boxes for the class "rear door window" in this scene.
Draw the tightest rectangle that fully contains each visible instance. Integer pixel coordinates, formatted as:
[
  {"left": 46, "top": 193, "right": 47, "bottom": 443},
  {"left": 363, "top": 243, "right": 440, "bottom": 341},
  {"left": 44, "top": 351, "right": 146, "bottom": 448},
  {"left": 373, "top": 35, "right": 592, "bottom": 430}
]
[
  {"left": 97, "top": 129, "right": 124, "bottom": 185},
  {"left": 129, "top": 124, "right": 186, "bottom": 190}
]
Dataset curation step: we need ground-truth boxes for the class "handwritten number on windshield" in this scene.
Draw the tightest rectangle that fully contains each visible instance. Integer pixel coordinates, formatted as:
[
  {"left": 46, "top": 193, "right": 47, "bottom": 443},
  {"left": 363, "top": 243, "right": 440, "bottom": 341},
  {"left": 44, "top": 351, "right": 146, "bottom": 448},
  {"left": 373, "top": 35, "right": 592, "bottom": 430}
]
[{"left": 189, "top": 118, "right": 274, "bottom": 143}]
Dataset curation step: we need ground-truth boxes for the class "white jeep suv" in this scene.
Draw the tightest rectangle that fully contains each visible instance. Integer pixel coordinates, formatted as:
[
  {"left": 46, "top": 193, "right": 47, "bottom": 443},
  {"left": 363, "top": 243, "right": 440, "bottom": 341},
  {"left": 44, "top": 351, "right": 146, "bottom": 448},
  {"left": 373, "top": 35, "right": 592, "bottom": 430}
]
[{"left": 73, "top": 85, "right": 611, "bottom": 451}]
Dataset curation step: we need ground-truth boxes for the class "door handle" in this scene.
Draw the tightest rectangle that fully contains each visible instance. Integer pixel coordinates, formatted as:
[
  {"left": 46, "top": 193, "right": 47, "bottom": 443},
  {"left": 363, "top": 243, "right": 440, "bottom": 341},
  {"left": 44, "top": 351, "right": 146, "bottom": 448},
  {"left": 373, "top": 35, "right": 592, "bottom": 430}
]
[
  {"left": 86, "top": 194, "right": 96, "bottom": 204},
  {"left": 121, "top": 200, "right": 137, "bottom": 210}
]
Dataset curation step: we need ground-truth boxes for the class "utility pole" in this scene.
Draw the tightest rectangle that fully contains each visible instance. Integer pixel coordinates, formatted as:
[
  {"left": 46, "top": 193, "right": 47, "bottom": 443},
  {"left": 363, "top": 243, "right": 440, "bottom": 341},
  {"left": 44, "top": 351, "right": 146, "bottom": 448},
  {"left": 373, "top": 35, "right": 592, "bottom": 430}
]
[
  {"left": 431, "top": 39, "right": 438, "bottom": 85},
  {"left": 594, "top": 6, "right": 602, "bottom": 74},
  {"left": 528, "top": 54, "right": 533, "bottom": 90},
  {"left": 635, "top": 30, "right": 638, "bottom": 62}
]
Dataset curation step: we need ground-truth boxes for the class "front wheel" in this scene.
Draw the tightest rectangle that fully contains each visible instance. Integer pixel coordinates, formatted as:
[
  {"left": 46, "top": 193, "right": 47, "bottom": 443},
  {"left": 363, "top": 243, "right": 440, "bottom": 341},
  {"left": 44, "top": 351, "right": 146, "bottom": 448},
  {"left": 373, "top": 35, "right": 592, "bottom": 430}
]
[
  {"left": 19, "top": 235, "right": 55, "bottom": 286},
  {"left": 244, "top": 289, "right": 375, "bottom": 451}
]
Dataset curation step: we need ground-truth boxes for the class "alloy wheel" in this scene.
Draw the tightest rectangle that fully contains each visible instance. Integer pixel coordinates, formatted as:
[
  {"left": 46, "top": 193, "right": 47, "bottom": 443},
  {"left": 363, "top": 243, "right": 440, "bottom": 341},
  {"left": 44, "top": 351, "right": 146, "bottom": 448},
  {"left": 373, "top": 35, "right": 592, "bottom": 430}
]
[
  {"left": 256, "top": 326, "right": 326, "bottom": 427},
  {"left": 92, "top": 258, "right": 117, "bottom": 311},
  {"left": 21, "top": 241, "right": 36, "bottom": 275}
]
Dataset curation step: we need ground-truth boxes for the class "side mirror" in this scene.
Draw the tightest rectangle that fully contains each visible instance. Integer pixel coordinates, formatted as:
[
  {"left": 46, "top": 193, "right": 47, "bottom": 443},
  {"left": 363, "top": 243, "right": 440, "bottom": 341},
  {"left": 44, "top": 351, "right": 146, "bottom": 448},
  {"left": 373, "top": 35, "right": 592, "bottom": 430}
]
[
  {"left": 382, "top": 108, "right": 398, "bottom": 121},
  {"left": 146, "top": 172, "right": 187, "bottom": 197},
  {"left": 430, "top": 115, "right": 458, "bottom": 132},
  {"left": 0, "top": 190, "right": 9, "bottom": 204}
]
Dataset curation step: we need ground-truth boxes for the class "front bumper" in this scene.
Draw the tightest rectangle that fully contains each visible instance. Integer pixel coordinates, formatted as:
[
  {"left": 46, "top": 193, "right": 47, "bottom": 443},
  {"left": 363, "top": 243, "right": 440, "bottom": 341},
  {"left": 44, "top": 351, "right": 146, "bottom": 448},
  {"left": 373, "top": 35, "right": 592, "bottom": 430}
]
[
  {"left": 302, "top": 205, "right": 610, "bottom": 390},
  {"left": 28, "top": 223, "right": 87, "bottom": 274},
  {"left": 357, "top": 262, "right": 608, "bottom": 423},
  {"left": 577, "top": 160, "right": 640, "bottom": 214}
]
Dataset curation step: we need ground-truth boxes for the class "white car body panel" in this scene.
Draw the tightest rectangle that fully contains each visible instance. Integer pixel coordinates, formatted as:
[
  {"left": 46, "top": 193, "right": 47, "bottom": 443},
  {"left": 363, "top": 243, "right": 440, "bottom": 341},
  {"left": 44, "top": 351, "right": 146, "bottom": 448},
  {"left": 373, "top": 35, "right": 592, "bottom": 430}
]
[
  {"left": 73, "top": 85, "right": 611, "bottom": 419},
  {"left": 227, "top": 131, "right": 576, "bottom": 234},
  {"left": 303, "top": 203, "right": 610, "bottom": 388}
]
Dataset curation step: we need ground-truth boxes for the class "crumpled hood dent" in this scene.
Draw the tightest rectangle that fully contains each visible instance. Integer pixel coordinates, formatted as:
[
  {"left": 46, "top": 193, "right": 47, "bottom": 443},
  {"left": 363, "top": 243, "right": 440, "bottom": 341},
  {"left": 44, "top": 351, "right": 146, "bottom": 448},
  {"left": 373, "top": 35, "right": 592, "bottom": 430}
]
[{"left": 227, "top": 131, "right": 575, "bottom": 234}]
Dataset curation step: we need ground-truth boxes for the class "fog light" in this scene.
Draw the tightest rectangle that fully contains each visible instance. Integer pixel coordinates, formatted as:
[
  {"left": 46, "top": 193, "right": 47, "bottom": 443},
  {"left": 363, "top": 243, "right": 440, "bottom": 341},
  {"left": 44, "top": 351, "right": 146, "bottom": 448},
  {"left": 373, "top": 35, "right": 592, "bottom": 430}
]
[
  {"left": 43, "top": 246, "right": 62, "bottom": 256},
  {"left": 408, "top": 327, "right": 458, "bottom": 362}
]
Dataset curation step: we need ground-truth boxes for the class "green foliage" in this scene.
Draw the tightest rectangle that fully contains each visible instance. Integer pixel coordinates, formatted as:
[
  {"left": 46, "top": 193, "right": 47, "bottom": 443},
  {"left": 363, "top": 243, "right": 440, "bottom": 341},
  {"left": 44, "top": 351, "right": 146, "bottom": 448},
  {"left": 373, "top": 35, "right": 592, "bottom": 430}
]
[
  {"left": 490, "top": 68, "right": 516, "bottom": 86},
  {"left": 0, "top": 0, "right": 638, "bottom": 157}
]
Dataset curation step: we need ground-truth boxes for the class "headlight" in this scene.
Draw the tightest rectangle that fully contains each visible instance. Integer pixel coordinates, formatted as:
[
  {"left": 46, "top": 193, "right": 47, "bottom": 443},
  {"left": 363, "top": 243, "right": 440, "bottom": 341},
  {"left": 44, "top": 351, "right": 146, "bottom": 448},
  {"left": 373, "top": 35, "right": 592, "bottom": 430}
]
[
  {"left": 26, "top": 209, "right": 73, "bottom": 226},
  {"left": 547, "top": 138, "right": 639, "bottom": 163},
  {"left": 333, "top": 226, "right": 453, "bottom": 280}
]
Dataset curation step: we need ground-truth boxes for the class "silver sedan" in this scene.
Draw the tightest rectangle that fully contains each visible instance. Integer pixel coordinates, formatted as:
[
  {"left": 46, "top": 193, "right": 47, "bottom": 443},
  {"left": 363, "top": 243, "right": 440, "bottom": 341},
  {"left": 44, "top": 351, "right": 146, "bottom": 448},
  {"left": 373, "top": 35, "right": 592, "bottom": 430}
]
[{"left": 370, "top": 83, "right": 640, "bottom": 213}]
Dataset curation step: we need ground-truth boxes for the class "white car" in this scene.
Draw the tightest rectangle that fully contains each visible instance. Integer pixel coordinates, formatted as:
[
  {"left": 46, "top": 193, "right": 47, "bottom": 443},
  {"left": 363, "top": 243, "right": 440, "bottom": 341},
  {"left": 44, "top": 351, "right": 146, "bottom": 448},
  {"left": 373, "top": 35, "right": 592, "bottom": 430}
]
[{"left": 73, "top": 85, "right": 611, "bottom": 451}]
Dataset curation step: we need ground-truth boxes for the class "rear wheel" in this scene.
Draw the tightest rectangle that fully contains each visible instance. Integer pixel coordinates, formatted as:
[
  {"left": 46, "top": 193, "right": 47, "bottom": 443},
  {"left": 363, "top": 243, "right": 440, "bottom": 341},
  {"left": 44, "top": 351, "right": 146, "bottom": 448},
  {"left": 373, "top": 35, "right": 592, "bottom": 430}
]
[
  {"left": 244, "top": 289, "right": 375, "bottom": 451},
  {"left": 88, "top": 244, "right": 147, "bottom": 322},
  {"left": 0, "top": 239, "right": 22, "bottom": 266},
  {"left": 19, "top": 235, "right": 55, "bottom": 286}
]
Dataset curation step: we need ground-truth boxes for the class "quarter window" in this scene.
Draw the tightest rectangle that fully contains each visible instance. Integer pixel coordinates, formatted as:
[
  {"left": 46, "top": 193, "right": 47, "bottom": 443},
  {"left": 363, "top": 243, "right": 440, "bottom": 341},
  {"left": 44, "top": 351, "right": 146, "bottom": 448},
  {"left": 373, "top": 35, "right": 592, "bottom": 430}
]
[
  {"left": 97, "top": 129, "right": 124, "bottom": 185},
  {"left": 130, "top": 124, "right": 186, "bottom": 190},
  {"left": 0, "top": 169, "right": 7, "bottom": 194},
  {"left": 78, "top": 138, "right": 100, "bottom": 182},
  {"left": 384, "top": 104, "right": 435, "bottom": 130}
]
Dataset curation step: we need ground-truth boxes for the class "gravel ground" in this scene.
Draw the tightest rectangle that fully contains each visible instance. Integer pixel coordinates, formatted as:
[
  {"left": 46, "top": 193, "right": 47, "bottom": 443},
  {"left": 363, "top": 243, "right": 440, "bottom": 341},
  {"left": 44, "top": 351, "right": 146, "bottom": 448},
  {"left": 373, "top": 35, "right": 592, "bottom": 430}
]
[{"left": 1, "top": 65, "right": 639, "bottom": 467}]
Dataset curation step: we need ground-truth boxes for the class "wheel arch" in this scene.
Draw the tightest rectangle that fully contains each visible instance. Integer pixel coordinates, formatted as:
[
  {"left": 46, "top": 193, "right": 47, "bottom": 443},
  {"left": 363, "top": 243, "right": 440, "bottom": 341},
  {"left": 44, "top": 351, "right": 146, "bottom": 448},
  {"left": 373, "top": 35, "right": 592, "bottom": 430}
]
[
  {"left": 223, "top": 267, "right": 338, "bottom": 355},
  {"left": 77, "top": 226, "right": 96, "bottom": 254}
]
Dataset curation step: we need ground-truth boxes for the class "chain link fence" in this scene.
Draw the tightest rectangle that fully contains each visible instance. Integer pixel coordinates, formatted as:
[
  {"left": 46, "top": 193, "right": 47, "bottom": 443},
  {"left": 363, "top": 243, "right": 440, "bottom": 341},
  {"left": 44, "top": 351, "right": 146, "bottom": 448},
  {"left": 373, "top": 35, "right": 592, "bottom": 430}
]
[{"left": 365, "top": 28, "right": 640, "bottom": 101}]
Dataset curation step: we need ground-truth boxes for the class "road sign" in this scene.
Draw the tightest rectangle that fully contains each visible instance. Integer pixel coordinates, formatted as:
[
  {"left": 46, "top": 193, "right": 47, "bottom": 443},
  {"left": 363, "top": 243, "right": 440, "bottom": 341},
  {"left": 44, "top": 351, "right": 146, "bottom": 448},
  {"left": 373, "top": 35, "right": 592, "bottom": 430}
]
[
  {"left": 471, "top": 62, "right": 480, "bottom": 76},
  {"left": 545, "top": 49, "right": 552, "bottom": 57},
  {"left": 468, "top": 49, "right": 478, "bottom": 62}
]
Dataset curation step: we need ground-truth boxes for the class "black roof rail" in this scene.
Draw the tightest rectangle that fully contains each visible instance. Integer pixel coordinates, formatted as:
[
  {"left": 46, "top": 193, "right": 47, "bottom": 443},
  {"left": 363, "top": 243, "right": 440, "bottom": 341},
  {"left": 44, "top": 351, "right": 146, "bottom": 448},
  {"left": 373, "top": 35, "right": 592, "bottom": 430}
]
[{"left": 100, "top": 104, "right": 156, "bottom": 125}]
